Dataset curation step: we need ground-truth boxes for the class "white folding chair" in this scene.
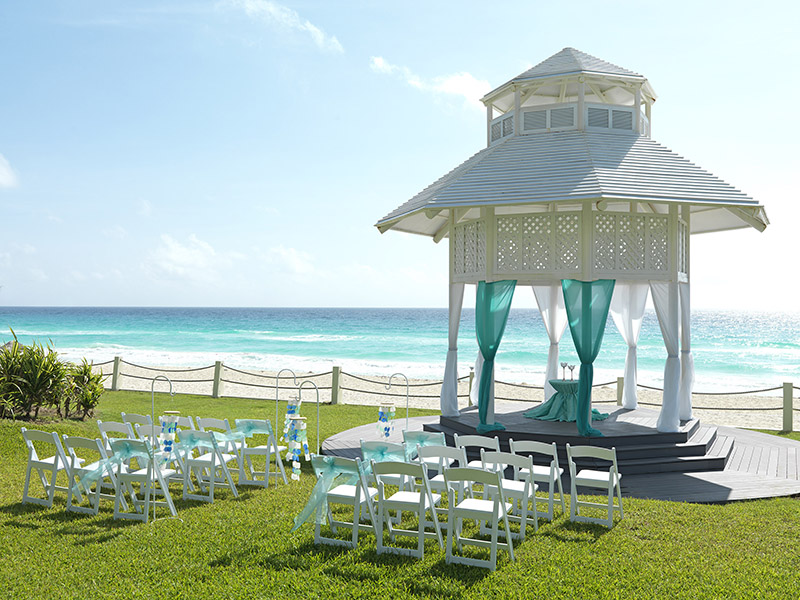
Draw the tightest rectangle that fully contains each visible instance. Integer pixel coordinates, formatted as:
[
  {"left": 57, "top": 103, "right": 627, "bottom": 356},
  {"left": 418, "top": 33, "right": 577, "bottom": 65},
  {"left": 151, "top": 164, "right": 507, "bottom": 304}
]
[
  {"left": 509, "top": 439, "right": 566, "bottom": 521},
  {"left": 135, "top": 424, "right": 190, "bottom": 488},
  {"left": 234, "top": 419, "right": 287, "bottom": 486},
  {"left": 175, "top": 416, "right": 196, "bottom": 431},
  {"left": 481, "top": 449, "right": 538, "bottom": 539},
  {"left": 372, "top": 460, "right": 443, "bottom": 559},
  {"left": 453, "top": 433, "right": 500, "bottom": 468},
  {"left": 311, "top": 455, "right": 377, "bottom": 548},
  {"left": 63, "top": 435, "right": 126, "bottom": 515},
  {"left": 402, "top": 430, "right": 446, "bottom": 472},
  {"left": 415, "top": 444, "right": 468, "bottom": 496},
  {"left": 112, "top": 438, "right": 177, "bottom": 522},
  {"left": 566, "top": 444, "right": 623, "bottom": 528},
  {"left": 443, "top": 467, "right": 515, "bottom": 571},
  {"left": 121, "top": 412, "right": 152, "bottom": 433},
  {"left": 181, "top": 430, "right": 239, "bottom": 503},
  {"left": 360, "top": 440, "right": 409, "bottom": 490},
  {"left": 196, "top": 417, "right": 243, "bottom": 478},
  {"left": 97, "top": 420, "right": 135, "bottom": 454},
  {"left": 21, "top": 427, "right": 79, "bottom": 507}
]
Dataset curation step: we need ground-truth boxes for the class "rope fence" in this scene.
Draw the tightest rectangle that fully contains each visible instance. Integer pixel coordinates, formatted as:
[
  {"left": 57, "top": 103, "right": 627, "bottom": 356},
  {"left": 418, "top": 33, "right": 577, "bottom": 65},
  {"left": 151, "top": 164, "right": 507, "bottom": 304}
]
[{"left": 92, "top": 356, "right": 799, "bottom": 431}]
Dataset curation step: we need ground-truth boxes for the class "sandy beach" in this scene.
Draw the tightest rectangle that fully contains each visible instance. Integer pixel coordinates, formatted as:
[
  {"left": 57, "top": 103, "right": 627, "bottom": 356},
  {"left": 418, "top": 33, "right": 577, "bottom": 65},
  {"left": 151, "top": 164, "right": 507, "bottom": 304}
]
[{"left": 96, "top": 361, "right": 798, "bottom": 432}]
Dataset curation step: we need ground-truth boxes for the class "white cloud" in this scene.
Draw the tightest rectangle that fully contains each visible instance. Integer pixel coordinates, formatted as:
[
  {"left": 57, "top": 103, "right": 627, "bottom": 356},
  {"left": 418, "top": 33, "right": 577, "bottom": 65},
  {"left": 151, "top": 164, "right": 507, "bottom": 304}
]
[
  {"left": 103, "top": 225, "right": 128, "bottom": 240},
  {"left": 227, "top": 0, "right": 343, "bottom": 54},
  {"left": 148, "top": 234, "right": 241, "bottom": 284},
  {"left": 369, "top": 56, "right": 491, "bottom": 111},
  {"left": 0, "top": 154, "right": 18, "bottom": 188},
  {"left": 265, "top": 244, "right": 315, "bottom": 275},
  {"left": 29, "top": 268, "right": 48, "bottom": 282},
  {"left": 138, "top": 199, "right": 153, "bottom": 218}
]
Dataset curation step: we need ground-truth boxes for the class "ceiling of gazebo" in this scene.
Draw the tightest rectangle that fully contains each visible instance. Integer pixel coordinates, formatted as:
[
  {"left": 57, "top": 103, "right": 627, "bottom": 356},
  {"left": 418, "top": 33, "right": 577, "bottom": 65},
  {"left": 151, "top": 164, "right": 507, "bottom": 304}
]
[{"left": 376, "top": 130, "right": 768, "bottom": 238}]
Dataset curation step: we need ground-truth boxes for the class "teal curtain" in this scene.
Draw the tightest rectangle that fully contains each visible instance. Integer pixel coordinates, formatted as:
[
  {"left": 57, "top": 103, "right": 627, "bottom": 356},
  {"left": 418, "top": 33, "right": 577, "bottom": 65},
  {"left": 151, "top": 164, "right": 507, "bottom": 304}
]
[
  {"left": 476, "top": 280, "right": 516, "bottom": 434},
  {"left": 562, "top": 279, "right": 615, "bottom": 437}
]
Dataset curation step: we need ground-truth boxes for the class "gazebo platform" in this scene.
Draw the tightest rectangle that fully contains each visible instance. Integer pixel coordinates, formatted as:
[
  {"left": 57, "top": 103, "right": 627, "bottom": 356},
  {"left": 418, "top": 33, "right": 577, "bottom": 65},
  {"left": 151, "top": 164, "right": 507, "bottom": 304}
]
[{"left": 321, "top": 402, "right": 800, "bottom": 503}]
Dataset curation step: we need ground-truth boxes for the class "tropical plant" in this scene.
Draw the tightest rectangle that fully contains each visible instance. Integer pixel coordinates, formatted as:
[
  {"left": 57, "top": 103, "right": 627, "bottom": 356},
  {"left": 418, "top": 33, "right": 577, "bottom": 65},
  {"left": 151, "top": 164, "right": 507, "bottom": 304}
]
[
  {"left": 66, "top": 358, "right": 105, "bottom": 419},
  {"left": 0, "top": 329, "right": 102, "bottom": 420}
]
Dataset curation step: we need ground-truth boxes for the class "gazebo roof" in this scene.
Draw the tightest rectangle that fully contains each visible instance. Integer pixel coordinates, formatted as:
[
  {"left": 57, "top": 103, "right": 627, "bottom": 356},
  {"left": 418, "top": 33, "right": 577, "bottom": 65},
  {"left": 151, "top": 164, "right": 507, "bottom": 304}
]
[
  {"left": 376, "top": 130, "right": 768, "bottom": 237},
  {"left": 482, "top": 47, "right": 656, "bottom": 110},
  {"left": 512, "top": 47, "right": 643, "bottom": 82}
]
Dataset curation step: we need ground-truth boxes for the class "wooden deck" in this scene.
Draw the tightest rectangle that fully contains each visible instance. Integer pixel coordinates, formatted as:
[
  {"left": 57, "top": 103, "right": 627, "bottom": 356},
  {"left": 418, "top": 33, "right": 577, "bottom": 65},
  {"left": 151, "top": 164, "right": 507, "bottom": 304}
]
[{"left": 322, "top": 405, "right": 800, "bottom": 504}]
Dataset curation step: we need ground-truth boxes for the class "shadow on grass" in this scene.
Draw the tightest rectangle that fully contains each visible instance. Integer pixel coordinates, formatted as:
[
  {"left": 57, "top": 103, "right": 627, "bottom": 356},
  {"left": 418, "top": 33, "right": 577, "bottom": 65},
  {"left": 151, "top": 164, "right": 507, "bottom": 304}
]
[{"left": 537, "top": 518, "right": 611, "bottom": 543}]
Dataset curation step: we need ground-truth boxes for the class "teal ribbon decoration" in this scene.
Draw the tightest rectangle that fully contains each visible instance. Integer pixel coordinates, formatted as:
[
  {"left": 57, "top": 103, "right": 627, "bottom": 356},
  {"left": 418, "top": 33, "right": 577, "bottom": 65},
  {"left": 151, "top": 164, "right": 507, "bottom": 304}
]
[
  {"left": 291, "top": 455, "right": 364, "bottom": 532},
  {"left": 361, "top": 444, "right": 407, "bottom": 464},
  {"left": 174, "top": 430, "right": 216, "bottom": 453},
  {"left": 402, "top": 431, "right": 445, "bottom": 460},
  {"left": 72, "top": 440, "right": 153, "bottom": 496},
  {"left": 233, "top": 421, "right": 273, "bottom": 439}
]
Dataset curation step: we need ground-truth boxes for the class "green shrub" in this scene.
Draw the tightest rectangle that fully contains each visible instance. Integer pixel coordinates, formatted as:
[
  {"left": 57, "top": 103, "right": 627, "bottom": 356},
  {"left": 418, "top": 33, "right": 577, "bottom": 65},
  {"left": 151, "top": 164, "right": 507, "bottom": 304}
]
[
  {"left": 66, "top": 358, "right": 104, "bottom": 420},
  {"left": 0, "top": 330, "right": 102, "bottom": 421}
]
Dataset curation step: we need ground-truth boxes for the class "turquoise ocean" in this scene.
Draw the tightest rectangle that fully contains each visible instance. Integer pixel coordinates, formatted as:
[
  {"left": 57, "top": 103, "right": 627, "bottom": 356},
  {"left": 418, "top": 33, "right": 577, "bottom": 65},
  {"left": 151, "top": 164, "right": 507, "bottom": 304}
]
[{"left": 1, "top": 307, "right": 798, "bottom": 393}]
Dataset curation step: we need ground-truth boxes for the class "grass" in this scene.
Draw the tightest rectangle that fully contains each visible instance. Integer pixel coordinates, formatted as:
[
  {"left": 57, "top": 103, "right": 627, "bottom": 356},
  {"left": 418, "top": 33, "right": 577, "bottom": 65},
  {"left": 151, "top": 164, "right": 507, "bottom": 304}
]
[{"left": 1, "top": 391, "right": 799, "bottom": 599}]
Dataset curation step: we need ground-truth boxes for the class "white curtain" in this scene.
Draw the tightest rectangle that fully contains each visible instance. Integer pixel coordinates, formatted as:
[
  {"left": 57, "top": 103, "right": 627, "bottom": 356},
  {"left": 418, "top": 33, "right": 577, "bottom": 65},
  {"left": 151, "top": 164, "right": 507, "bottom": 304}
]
[
  {"left": 610, "top": 282, "right": 649, "bottom": 409},
  {"left": 679, "top": 282, "right": 694, "bottom": 420},
  {"left": 469, "top": 351, "right": 495, "bottom": 422},
  {"left": 650, "top": 281, "right": 680, "bottom": 432},
  {"left": 440, "top": 283, "right": 465, "bottom": 417},
  {"left": 532, "top": 283, "right": 568, "bottom": 401}
]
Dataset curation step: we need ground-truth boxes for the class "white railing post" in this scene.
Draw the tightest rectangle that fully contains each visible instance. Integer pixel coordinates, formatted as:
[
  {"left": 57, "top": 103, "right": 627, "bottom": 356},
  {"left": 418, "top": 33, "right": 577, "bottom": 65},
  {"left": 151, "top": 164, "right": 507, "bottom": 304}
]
[
  {"left": 330, "top": 366, "right": 341, "bottom": 405},
  {"left": 617, "top": 376, "right": 624, "bottom": 406},
  {"left": 468, "top": 367, "right": 474, "bottom": 406},
  {"left": 783, "top": 382, "right": 793, "bottom": 432},
  {"left": 111, "top": 356, "right": 121, "bottom": 391},
  {"left": 212, "top": 361, "right": 223, "bottom": 399}
]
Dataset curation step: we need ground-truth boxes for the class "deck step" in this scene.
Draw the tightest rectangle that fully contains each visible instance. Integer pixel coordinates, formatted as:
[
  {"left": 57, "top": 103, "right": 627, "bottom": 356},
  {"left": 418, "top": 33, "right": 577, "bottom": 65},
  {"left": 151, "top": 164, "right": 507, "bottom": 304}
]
[{"left": 424, "top": 421, "right": 734, "bottom": 476}]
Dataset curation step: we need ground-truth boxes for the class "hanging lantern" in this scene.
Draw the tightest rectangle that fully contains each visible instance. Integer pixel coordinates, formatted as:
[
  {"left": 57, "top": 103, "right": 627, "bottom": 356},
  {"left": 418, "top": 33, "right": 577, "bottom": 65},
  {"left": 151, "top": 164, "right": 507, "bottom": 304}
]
[
  {"left": 159, "top": 411, "right": 180, "bottom": 463},
  {"left": 377, "top": 403, "right": 396, "bottom": 438},
  {"left": 283, "top": 395, "right": 302, "bottom": 444},
  {"left": 286, "top": 415, "right": 310, "bottom": 481}
]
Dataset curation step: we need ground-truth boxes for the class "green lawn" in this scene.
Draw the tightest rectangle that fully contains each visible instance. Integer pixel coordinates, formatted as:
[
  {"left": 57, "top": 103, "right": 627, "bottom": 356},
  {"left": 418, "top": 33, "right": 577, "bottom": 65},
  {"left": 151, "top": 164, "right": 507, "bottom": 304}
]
[{"left": 1, "top": 391, "right": 799, "bottom": 599}]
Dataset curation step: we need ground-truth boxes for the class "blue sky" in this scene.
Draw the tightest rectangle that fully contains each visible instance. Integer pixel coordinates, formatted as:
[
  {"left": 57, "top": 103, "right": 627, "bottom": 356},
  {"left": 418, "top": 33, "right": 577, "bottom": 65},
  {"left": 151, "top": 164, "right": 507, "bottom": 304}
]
[{"left": 0, "top": 1, "right": 798, "bottom": 310}]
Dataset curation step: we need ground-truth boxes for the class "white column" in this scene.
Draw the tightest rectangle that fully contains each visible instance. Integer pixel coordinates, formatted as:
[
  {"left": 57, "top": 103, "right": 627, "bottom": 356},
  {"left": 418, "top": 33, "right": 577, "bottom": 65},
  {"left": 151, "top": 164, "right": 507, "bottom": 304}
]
[
  {"left": 610, "top": 281, "right": 649, "bottom": 409},
  {"left": 532, "top": 283, "right": 567, "bottom": 400},
  {"left": 440, "top": 283, "right": 465, "bottom": 416},
  {"left": 679, "top": 282, "right": 694, "bottom": 420},
  {"left": 651, "top": 281, "right": 680, "bottom": 432}
]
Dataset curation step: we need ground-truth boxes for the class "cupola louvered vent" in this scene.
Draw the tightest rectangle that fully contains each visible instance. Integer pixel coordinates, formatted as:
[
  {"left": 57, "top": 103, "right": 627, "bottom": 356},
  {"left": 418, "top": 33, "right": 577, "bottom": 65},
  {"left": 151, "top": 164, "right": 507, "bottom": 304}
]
[
  {"left": 523, "top": 110, "right": 547, "bottom": 131},
  {"left": 491, "top": 121, "right": 502, "bottom": 142},
  {"left": 612, "top": 110, "right": 633, "bottom": 130},
  {"left": 550, "top": 107, "right": 575, "bottom": 128},
  {"left": 502, "top": 116, "right": 513, "bottom": 136},
  {"left": 588, "top": 107, "right": 609, "bottom": 128}
]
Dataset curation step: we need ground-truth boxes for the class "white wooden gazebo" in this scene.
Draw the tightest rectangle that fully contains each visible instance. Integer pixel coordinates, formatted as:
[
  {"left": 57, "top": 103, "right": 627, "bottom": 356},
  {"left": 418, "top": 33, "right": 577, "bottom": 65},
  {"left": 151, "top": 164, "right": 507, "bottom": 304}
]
[{"left": 376, "top": 48, "right": 768, "bottom": 434}]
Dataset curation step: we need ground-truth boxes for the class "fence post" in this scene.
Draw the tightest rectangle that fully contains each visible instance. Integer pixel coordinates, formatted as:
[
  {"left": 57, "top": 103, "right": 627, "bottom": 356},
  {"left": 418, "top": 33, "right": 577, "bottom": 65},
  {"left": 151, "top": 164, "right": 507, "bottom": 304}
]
[
  {"left": 212, "top": 361, "right": 223, "bottom": 399},
  {"left": 468, "top": 368, "right": 474, "bottom": 406},
  {"left": 330, "top": 366, "right": 341, "bottom": 405},
  {"left": 616, "top": 376, "right": 624, "bottom": 406},
  {"left": 783, "top": 382, "right": 793, "bottom": 433},
  {"left": 111, "top": 356, "right": 121, "bottom": 391}
]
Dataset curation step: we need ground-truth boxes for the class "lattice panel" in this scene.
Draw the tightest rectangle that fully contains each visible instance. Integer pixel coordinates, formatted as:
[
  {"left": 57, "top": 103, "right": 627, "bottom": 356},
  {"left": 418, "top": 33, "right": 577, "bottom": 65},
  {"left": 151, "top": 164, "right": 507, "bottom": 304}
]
[
  {"left": 454, "top": 219, "right": 486, "bottom": 277},
  {"left": 555, "top": 214, "right": 580, "bottom": 271},
  {"left": 496, "top": 216, "right": 520, "bottom": 271},
  {"left": 521, "top": 214, "right": 551, "bottom": 270},
  {"left": 618, "top": 215, "right": 645, "bottom": 271},
  {"left": 454, "top": 224, "right": 465, "bottom": 275},
  {"left": 594, "top": 213, "right": 617, "bottom": 270},
  {"left": 646, "top": 215, "right": 668, "bottom": 272},
  {"left": 678, "top": 220, "right": 688, "bottom": 275}
]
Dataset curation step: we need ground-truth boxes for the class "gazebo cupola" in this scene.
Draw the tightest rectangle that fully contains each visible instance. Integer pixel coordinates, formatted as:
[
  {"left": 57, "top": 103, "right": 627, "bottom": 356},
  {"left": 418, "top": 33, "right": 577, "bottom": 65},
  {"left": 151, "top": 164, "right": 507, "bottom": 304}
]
[
  {"left": 484, "top": 47, "right": 656, "bottom": 145},
  {"left": 376, "top": 47, "right": 768, "bottom": 436}
]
